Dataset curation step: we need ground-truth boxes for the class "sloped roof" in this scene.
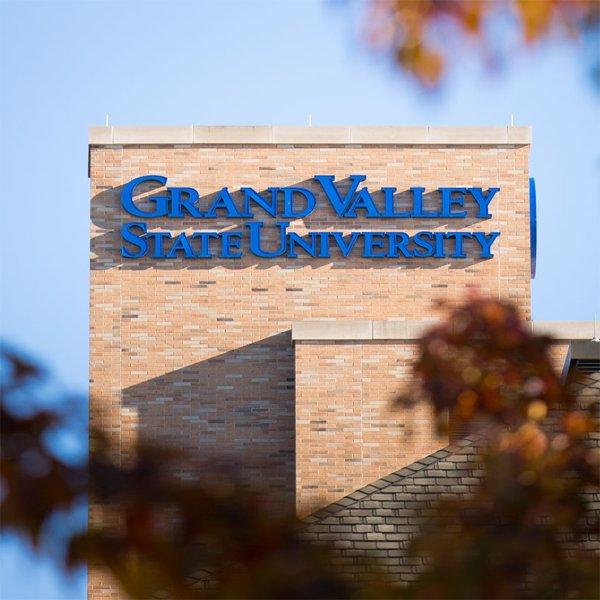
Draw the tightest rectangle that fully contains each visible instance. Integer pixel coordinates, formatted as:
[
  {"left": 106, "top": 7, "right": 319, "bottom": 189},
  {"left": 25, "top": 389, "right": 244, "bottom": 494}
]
[
  {"left": 302, "top": 351, "right": 600, "bottom": 585},
  {"left": 301, "top": 435, "right": 484, "bottom": 583}
]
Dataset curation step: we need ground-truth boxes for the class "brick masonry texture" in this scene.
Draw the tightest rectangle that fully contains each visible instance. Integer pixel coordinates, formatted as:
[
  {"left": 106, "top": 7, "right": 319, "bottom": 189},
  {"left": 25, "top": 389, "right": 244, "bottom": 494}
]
[
  {"left": 90, "top": 140, "right": 532, "bottom": 596},
  {"left": 295, "top": 340, "right": 443, "bottom": 515},
  {"left": 301, "top": 364, "right": 600, "bottom": 585},
  {"left": 295, "top": 341, "right": 570, "bottom": 515}
]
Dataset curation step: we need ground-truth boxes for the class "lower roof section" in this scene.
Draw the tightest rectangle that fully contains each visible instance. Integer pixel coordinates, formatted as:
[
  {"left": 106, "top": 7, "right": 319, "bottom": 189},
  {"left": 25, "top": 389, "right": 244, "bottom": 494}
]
[{"left": 301, "top": 356, "right": 599, "bottom": 586}]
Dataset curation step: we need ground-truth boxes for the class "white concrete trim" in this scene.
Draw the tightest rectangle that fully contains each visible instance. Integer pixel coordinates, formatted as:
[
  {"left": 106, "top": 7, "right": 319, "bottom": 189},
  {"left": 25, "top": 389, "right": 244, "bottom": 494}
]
[
  {"left": 292, "top": 320, "right": 597, "bottom": 341},
  {"left": 531, "top": 321, "right": 598, "bottom": 340},
  {"left": 89, "top": 125, "right": 532, "bottom": 146},
  {"left": 292, "top": 320, "right": 373, "bottom": 341},
  {"left": 372, "top": 320, "right": 441, "bottom": 340},
  {"left": 292, "top": 320, "right": 437, "bottom": 341}
]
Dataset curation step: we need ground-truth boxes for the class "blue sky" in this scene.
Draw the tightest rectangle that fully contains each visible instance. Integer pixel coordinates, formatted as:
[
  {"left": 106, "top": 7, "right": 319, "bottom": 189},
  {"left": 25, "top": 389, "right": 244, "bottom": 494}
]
[{"left": 0, "top": 1, "right": 598, "bottom": 598}]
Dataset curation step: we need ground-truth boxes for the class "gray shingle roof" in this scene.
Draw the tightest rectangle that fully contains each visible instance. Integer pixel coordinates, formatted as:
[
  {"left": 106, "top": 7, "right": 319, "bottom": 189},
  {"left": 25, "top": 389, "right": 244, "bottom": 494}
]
[
  {"left": 301, "top": 435, "right": 484, "bottom": 583},
  {"left": 302, "top": 361, "right": 600, "bottom": 584}
]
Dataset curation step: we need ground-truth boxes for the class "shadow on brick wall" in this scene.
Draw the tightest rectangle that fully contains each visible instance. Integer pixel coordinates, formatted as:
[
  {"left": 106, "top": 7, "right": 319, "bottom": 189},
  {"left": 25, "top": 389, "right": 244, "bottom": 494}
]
[
  {"left": 91, "top": 179, "right": 489, "bottom": 271},
  {"left": 121, "top": 331, "right": 296, "bottom": 512}
]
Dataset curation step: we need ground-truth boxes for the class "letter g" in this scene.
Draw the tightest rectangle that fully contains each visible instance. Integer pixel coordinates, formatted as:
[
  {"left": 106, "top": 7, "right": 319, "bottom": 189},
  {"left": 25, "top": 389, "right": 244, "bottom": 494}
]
[{"left": 121, "top": 175, "right": 168, "bottom": 218}]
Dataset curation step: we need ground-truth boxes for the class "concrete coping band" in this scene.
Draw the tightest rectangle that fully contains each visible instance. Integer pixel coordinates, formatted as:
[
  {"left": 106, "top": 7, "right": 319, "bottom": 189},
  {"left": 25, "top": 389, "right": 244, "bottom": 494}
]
[
  {"left": 88, "top": 125, "right": 532, "bottom": 146},
  {"left": 292, "top": 320, "right": 599, "bottom": 342}
]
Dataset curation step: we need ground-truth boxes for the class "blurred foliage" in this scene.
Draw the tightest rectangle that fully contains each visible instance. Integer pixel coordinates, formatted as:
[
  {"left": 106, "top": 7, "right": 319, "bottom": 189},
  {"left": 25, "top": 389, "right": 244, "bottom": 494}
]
[
  {"left": 399, "top": 297, "right": 599, "bottom": 598},
  {"left": 1, "top": 350, "right": 86, "bottom": 547},
  {"left": 1, "top": 346, "right": 391, "bottom": 599},
  {"left": 362, "top": 0, "right": 600, "bottom": 89},
  {"left": 1, "top": 298, "right": 598, "bottom": 598},
  {"left": 77, "top": 440, "right": 385, "bottom": 599}
]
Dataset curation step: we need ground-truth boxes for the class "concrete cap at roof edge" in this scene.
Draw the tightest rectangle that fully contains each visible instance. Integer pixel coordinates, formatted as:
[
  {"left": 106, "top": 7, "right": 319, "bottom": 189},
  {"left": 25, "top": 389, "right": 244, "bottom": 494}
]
[
  {"left": 88, "top": 125, "right": 532, "bottom": 146},
  {"left": 292, "top": 320, "right": 598, "bottom": 341}
]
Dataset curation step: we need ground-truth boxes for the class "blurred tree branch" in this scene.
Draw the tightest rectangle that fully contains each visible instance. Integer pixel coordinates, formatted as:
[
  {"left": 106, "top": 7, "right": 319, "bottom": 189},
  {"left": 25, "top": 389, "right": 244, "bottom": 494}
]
[
  {"left": 1, "top": 346, "right": 388, "bottom": 598},
  {"left": 1, "top": 297, "right": 598, "bottom": 598},
  {"left": 362, "top": 0, "right": 600, "bottom": 89}
]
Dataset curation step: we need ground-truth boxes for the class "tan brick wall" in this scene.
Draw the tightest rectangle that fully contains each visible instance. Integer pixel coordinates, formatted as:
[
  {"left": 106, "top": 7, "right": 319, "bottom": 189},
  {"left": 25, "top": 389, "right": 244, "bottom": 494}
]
[
  {"left": 90, "top": 141, "right": 531, "bottom": 595},
  {"left": 295, "top": 340, "right": 445, "bottom": 516},
  {"left": 294, "top": 339, "right": 570, "bottom": 516},
  {"left": 549, "top": 342, "right": 570, "bottom": 376}
]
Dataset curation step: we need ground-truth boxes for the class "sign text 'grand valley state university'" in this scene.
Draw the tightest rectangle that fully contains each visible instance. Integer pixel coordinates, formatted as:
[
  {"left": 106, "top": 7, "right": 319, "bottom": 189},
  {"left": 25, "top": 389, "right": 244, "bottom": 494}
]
[{"left": 120, "top": 175, "right": 501, "bottom": 260}]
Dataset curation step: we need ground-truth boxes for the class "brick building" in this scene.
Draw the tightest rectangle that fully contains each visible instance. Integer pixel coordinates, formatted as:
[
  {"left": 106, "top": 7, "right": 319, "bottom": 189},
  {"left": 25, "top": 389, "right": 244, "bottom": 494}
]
[{"left": 89, "top": 126, "right": 598, "bottom": 596}]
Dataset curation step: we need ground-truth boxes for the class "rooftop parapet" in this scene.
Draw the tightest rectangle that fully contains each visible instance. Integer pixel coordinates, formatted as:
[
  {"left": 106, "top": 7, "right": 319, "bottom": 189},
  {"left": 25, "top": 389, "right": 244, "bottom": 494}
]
[{"left": 89, "top": 125, "right": 532, "bottom": 146}]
